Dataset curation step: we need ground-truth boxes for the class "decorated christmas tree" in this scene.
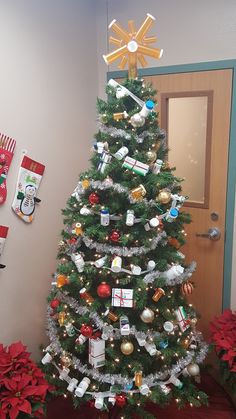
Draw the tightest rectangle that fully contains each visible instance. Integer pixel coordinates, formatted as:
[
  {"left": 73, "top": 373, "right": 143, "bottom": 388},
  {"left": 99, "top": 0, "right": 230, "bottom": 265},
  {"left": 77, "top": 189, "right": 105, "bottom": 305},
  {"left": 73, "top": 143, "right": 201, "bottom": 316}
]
[{"left": 42, "top": 14, "right": 208, "bottom": 418}]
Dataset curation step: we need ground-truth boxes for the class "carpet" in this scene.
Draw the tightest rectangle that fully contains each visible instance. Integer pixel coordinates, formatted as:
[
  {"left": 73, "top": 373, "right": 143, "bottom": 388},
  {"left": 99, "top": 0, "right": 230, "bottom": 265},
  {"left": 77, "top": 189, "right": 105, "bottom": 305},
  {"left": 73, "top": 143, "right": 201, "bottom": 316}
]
[{"left": 46, "top": 374, "right": 236, "bottom": 418}]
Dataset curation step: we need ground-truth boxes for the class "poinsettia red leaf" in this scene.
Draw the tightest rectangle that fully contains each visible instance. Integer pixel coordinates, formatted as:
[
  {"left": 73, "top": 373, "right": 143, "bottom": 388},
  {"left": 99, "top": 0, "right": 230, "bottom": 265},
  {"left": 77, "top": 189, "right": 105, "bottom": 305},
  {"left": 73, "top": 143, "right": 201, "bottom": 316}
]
[
  {"left": 8, "top": 342, "right": 27, "bottom": 358},
  {"left": 8, "top": 406, "right": 20, "bottom": 419},
  {"left": 18, "top": 399, "right": 32, "bottom": 415}
]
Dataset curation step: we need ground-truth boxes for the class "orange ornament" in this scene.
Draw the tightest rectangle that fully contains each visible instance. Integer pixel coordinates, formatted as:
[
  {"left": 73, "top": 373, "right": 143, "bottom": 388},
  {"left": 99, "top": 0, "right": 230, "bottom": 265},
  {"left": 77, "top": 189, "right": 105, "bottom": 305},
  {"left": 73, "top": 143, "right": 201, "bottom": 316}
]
[
  {"left": 82, "top": 179, "right": 90, "bottom": 189},
  {"left": 57, "top": 274, "right": 69, "bottom": 288},
  {"left": 181, "top": 281, "right": 194, "bottom": 296}
]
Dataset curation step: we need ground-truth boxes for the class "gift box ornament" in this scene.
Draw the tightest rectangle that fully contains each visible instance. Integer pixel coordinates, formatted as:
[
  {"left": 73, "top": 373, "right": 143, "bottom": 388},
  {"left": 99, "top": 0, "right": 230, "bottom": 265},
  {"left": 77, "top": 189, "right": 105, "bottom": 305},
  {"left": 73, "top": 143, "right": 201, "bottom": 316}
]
[
  {"left": 122, "top": 156, "right": 149, "bottom": 176},
  {"left": 175, "top": 306, "right": 190, "bottom": 332},
  {"left": 89, "top": 338, "right": 105, "bottom": 368},
  {"left": 112, "top": 288, "right": 133, "bottom": 308}
]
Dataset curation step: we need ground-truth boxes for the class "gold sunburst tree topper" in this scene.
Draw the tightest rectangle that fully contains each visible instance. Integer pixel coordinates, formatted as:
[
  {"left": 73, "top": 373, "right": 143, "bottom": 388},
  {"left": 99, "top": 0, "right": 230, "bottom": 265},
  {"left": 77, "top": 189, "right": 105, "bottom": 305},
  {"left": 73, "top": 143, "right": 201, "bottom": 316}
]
[{"left": 103, "top": 13, "right": 163, "bottom": 79}]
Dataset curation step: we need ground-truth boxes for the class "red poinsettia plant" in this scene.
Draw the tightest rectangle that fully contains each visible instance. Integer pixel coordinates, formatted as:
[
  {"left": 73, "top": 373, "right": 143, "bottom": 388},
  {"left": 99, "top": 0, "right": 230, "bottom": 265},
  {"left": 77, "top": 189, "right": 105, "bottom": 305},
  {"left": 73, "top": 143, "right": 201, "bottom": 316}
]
[
  {"left": 210, "top": 309, "right": 236, "bottom": 392},
  {"left": 0, "top": 341, "right": 53, "bottom": 419}
]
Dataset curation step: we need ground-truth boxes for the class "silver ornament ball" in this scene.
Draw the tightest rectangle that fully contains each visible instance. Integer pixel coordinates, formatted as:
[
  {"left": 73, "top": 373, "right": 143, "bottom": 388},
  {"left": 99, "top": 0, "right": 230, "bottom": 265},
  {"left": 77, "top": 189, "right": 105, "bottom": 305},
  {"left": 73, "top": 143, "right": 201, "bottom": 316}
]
[
  {"left": 130, "top": 113, "right": 145, "bottom": 128},
  {"left": 187, "top": 363, "right": 200, "bottom": 376}
]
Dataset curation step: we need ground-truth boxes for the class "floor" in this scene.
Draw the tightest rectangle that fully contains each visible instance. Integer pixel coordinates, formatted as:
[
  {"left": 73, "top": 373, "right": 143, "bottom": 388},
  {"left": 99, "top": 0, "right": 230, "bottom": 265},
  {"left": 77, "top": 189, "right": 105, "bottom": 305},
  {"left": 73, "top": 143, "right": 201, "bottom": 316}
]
[{"left": 46, "top": 374, "right": 236, "bottom": 419}]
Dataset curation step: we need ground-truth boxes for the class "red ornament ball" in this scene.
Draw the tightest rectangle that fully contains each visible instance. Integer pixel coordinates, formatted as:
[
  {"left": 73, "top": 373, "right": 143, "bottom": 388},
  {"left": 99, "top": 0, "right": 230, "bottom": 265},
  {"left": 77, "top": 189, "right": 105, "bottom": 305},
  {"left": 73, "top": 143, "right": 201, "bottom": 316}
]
[
  {"left": 88, "top": 192, "right": 100, "bottom": 205},
  {"left": 109, "top": 230, "right": 120, "bottom": 242},
  {"left": 80, "top": 324, "right": 93, "bottom": 337},
  {"left": 181, "top": 281, "right": 194, "bottom": 295},
  {"left": 115, "top": 394, "right": 126, "bottom": 407},
  {"left": 97, "top": 282, "right": 111, "bottom": 298},
  {"left": 50, "top": 299, "right": 60, "bottom": 309}
]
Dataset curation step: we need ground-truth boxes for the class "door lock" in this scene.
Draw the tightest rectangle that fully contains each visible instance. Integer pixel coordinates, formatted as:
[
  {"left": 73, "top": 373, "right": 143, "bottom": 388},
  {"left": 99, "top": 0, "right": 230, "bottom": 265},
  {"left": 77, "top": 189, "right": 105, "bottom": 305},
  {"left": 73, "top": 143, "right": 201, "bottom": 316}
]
[{"left": 196, "top": 227, "right": 221, "bottom": 241}]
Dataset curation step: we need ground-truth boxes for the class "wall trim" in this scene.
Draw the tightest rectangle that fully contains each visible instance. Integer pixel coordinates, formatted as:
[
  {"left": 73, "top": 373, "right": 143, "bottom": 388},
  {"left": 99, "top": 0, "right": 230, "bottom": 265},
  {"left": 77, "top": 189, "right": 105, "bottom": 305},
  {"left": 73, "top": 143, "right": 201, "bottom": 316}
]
[{"left": 107, "top": 59, "right": 236, "bottom": 310}]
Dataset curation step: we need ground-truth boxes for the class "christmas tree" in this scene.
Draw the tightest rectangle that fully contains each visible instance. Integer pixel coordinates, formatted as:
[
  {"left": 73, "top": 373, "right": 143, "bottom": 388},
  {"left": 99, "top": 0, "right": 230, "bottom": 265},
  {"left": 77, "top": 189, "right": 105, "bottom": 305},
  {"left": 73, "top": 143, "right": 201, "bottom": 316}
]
[{"left": 42, "top": 14, "right": 208, "bottom": 418}]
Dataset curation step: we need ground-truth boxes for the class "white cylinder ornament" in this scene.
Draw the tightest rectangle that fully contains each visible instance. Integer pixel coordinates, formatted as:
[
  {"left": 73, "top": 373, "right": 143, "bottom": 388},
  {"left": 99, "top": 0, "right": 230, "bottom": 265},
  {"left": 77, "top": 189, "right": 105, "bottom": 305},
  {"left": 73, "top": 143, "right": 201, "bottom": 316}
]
[
  {"left": 139, "top": 100, "right": 155, "bottom": 117},
  {"left": 41, "top": 352, "right": 53, "bottom": 365},
  {"left": 95, "top": 395, "right": 104, "bottom": 409},
  {"left": 144, "top": 342, "right": 157, "bottom": 356},
  {"left": 100, "top": 208, "right": 110, "bottom": 226},
  {"left": 75, "top": 377, "right": 91, "bottom": 397},
  {"left": 126, "top": 210, "right": 135, "bottom": 226},
  {"left": 75, "top": 334, "right": 88, "bottom": 345},
  {"left": 94, "top": 256, "right": 107, "bottom": 268},
  {"left": 67, "top": 378, "right": 78, "bottom": 392},
  {"left": 71, "top": 253, "right": 85, "bottom": 272},
  {"left": 114, "top": 146, "right": 129, "bottom": 160},
  {"left": 147, "top": 260, "right": 156, "bottom": 271},
  {"left": 149, "top": 217, "right": 160, "bottom": 228},
  {"left": 152, "top": 159, "right": 163, "bottom": 174},
  {"left": 165, "top": 207, "right": 179, "bottom": 223},
  {"left": 59, "top": 367, "right": 70, "bottom": 381},
  {"left": 111, "top": 256, "right": 122, "bottom": 272}
]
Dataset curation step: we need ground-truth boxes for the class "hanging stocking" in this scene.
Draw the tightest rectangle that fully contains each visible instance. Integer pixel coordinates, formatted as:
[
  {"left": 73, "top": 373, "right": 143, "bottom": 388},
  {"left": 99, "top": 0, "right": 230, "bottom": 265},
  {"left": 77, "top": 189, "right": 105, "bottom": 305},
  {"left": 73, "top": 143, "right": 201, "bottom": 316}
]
[
  {"left": 12, "top": 155, "right": 45, "bottom": 223},
  {"left": 0, "top": 133, "right": 16, "bottom": 204},
  {"left": 0, "top": 225, "right": 9, "bottom": 269}
]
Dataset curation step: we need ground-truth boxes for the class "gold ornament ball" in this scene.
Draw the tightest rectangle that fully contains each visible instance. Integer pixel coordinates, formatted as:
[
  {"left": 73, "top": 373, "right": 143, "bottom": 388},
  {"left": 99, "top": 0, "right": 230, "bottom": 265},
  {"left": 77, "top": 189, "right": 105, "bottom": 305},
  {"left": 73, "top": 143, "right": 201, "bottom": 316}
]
[
  {"left": 146, "top": 150, "right": 157, "bottom": 163},
  {"left": 140, "top": 308, "right": 155, "bottom": 323},
  {"left": 120, "top": 341, "right": 134, "bottom": 355},
  {"left": 61, "top": 354, "right": 72, "bottom": 368},
  {"left": 187, "top": 363, "right": 200, "bottom": 376},
  {"left": 156, "top": 189, "right": 171, "bottom": 204}
]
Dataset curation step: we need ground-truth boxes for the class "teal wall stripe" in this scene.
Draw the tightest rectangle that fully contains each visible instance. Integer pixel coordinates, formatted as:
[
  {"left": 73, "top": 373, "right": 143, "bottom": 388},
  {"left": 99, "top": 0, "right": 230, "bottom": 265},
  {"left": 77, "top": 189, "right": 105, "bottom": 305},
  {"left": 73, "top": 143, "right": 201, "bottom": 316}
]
[{"left": 107, "top": 60, "right": 236, "bottom": 310}]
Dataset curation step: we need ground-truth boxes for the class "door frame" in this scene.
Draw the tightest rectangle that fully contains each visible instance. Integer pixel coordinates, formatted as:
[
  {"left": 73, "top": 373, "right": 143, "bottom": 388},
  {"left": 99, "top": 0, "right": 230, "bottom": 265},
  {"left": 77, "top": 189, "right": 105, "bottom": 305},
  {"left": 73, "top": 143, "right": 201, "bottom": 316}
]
[{"left": 107, "top": 59, "right": 236, "bottom": 310}]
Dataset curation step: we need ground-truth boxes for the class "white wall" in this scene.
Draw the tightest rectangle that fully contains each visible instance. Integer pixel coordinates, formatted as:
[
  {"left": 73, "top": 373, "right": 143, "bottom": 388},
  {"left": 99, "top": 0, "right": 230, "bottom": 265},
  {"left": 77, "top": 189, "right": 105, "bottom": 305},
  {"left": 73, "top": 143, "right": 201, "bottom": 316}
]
[
  {"left": 0, "top": 0, "right": 97, "bottom": 359},
  {"left": 96, "top": 0, "right": 236, "bottom": 308}
]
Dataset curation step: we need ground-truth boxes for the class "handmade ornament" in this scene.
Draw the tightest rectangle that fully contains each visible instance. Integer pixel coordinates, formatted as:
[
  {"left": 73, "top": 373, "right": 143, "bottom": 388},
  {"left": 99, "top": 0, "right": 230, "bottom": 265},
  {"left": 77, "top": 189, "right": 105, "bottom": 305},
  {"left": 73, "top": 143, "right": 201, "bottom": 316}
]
[
  {"left": 89, "top": 338, "right": 105, "bottom": 368},
  {"left": 152, "top": 287, "right": 165, "bottom": 302},
  {"left": 50, "top": 299, "right": 60, "bottom": 309},
  {"left": 109, "top": 230, "right": 120, "bottom": 242},
  {"left": 80, "top": 206, "right": 92, "bottom": 215},
  {"left": 88, "top": 192, "right": 100, "bottom": 205},
  {"left": 59, "top": 367, "right": 70, "bottom": 381},
  {"left": 131, "top": 264, "right": 141, "bottom": 275},
  {"left": 175, "top": 306, "right": 190, "bottom": 332},
  {"left": 156, "top": 189, "right": 171, "bottom": 204},
  {"left": 71, "top": 253, "right": 85, "bottom": 272},
  {"left": 122, "top": 156, "right": 149, "bottom": 176},
  {"left": 146, "top": 149, "right": 157, "bottom": 163},
  {"left": 0, "top": 133, "right": 16, "bottom": 204},
  {"left": 79, "top": 288, "right": 94, "bottom": 304},
  {"left": 134, "top": 371, "right": 142, "bottom": 387},
  {"left": 113, "top": 111, "right": 128, "bottom": 121},
  {"left": 72, "top": 223, "right": 83, "bottom": 235},
  {"left": 140, "top": 308, "right": 154, "bottom": 323},
  {"left": 80, "top": 324, "right": 93, "bottom": 338},
  {"left": 57, "top": 274, "right": 69, "bottom": 288},
  {"left": 41, "top": 351, "right": 53, "bottom": 365},
  {"left": 165, "top": 207, "right": 179, "bottom": 222},
  {"left": 130, "top": 184, "right": 146, "bottom": 201},
  {"left": 103, "top": 14, "right": 163, "bottom": 79},
  {"left": 159, "top": 384, "right": 171, "bottom": 395},
  {"left": 181, "top": 281, "right": 194, "bottom": 295},
  {"left": 144, "top": 342, "right": 157, "bottom": 356},
  {"left": 147, "top": 260, "right": 156, "bottom": 271},
  {"left": 120, "top": 315, "right": 130, "bottom": 335},
  {"left": 97, "top": 282, "right": 111, "bottom": 298},
  {"left": 67, "top": 378, "right": 79, "bottom": 393},
  {"left": 100, "top": 208, "right": 110, "bottom": 226},
  {"left": 115, "top": 394, "right": 126, "bottom": 408},
  {"left": 159, "top": 339, "right": 168, "bottom": 349},
  {"left": 126, "top": 210, "right": 135, "bottom": 226},
  {"left": 12, "top": 155, "right": 45, "bottom": 222},
  {"left": 120, "top": 341, "right": 134, "bottom": 355},
  {"left": 75, "top": 377, "right": 91, "bottom": 397},
  {"left": 114, "top": 146, "right": 129, "bottom": 160},
  {"left": 152, "top": 159, "right": 163, "bottom": 174},
  {"left": 98, "top": 151, "right": 112, "bottom": 173},
  {"left": 106, "top": 309, "right": 119, "bottom": 322},
  {"left": 112, "top": 288, "right": 133, "bottom": 308},
  {"left": 111, "top": 256, "right": 122, "bottom": 272},
  {"left": 0, "top": 225, "right": 9, "bottom": 268},
  {"left": 58, "top": 312, "right": 66, "bottom": 326}
]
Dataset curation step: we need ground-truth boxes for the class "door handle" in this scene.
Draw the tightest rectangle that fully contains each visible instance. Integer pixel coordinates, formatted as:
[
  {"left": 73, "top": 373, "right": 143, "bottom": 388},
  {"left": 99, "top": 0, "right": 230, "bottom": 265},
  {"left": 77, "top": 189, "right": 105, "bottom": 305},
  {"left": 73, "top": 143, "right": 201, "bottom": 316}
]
[{"left": 196, "top": 227, "right": 221, "bottom": 241}]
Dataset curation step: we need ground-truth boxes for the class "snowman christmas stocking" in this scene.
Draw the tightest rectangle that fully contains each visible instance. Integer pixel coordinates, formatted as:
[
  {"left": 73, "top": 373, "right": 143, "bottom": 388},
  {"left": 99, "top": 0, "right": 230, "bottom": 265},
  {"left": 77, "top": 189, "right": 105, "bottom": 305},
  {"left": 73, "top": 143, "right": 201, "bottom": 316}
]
[
  {"left": 12, "top": 155, "right": 45, "bottom": 223},
  {"left": 0, "top": 133, "right": 16, "bottom": 204},
  {"left": 0, "top": 225, "right": 9, "bottom": 269}
]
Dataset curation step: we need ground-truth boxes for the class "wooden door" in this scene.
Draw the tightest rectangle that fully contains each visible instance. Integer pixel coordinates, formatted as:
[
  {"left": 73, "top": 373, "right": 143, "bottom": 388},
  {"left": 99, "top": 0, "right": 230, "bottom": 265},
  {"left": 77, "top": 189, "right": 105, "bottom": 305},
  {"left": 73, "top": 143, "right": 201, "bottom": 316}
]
[{"left": 144, "top": 70, "right": 232, "bottom": 339}]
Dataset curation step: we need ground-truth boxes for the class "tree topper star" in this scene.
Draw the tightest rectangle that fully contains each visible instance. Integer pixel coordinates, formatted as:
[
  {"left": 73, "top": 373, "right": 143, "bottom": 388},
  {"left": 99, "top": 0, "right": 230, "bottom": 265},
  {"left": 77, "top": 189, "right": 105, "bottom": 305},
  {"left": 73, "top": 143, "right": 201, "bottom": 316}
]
[{"left": 103, "top": 13, "right": 163, "bottom": 79}]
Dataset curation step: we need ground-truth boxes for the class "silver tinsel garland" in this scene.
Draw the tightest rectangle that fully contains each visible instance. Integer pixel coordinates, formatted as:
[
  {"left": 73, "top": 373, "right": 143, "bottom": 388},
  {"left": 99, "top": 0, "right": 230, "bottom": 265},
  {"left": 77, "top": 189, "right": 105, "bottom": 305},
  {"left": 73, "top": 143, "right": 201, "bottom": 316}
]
[{"left": 143, "top": 261, "right": 197, "bottom": 285}]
